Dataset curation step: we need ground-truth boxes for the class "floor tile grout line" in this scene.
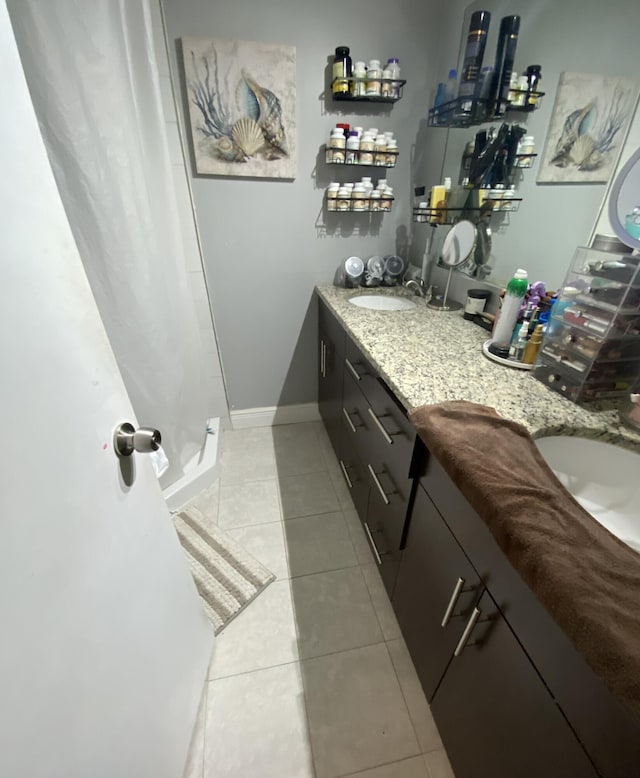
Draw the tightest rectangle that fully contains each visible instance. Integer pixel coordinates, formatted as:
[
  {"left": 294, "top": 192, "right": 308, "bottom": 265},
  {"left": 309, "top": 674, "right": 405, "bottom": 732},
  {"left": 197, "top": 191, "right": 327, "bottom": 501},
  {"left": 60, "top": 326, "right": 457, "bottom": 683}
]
[
  {"left": 334, "top": 753, "right": 427, "bottom": 778},
  {"left": 207, "top": 656, "right": 303, "bottom": 684},
  {"left": 384, "top": 639, "right": 427, "bottom": 760}
]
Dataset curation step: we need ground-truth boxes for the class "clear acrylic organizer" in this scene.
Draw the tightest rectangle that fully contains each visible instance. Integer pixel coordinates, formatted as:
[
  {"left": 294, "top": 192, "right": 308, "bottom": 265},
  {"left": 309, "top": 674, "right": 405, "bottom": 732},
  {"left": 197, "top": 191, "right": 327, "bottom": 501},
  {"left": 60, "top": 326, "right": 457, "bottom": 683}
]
[{"left": 533, "top": 245, "right": 640, "bottom": 402}]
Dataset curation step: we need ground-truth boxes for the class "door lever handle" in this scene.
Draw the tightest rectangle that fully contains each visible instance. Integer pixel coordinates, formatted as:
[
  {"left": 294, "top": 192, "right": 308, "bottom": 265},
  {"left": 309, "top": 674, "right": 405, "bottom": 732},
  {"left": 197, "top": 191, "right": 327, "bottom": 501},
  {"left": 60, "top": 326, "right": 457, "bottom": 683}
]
[{"left": 114, "top": 422, "right": 162, "bottom": 457}]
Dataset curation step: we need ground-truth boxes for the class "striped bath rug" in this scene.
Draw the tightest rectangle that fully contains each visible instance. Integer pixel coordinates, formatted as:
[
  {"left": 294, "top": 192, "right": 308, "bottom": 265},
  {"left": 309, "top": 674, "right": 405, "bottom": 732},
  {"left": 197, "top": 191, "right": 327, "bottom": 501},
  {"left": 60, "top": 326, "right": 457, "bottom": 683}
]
[{"left": 173, "top": 506, "right": 275, "bottom": 634}]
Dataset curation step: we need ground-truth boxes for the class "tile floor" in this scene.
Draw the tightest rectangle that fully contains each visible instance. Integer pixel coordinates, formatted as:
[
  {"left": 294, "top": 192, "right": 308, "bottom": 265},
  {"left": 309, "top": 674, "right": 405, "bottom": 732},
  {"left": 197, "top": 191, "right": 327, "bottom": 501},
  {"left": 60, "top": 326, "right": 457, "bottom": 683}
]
[{"left": 183, "top": 421, "right": 455, "bottom": 778}]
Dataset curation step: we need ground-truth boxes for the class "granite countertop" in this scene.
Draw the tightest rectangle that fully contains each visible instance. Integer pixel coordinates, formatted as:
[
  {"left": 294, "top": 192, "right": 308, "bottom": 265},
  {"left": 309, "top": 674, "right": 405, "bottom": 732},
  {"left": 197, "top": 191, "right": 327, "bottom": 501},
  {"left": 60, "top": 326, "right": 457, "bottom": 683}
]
[{"left": 316, "top": 284, "right": 640, "bottom": 453}]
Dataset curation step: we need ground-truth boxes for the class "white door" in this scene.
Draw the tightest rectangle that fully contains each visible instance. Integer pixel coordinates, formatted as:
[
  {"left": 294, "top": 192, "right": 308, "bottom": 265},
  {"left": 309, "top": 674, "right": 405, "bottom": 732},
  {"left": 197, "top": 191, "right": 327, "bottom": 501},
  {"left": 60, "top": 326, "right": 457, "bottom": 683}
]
[{"left": 0, "top": 7, "right": 213, "bottom": 778}]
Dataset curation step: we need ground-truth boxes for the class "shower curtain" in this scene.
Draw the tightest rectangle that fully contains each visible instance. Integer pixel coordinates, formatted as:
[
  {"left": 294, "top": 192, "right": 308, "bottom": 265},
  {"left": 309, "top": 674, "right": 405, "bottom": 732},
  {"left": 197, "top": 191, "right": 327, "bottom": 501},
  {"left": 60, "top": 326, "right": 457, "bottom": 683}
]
[{"left": 8, "top": 0, "right": 207, "bottom": 487}]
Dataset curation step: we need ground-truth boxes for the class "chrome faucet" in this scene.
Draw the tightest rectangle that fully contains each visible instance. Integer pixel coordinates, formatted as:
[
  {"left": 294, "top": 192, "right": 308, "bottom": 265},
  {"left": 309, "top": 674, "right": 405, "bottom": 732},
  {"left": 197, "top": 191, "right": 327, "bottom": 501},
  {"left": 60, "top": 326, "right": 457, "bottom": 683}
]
[{"left": 403, "top": 279, "right": 432, "bottom": 301}]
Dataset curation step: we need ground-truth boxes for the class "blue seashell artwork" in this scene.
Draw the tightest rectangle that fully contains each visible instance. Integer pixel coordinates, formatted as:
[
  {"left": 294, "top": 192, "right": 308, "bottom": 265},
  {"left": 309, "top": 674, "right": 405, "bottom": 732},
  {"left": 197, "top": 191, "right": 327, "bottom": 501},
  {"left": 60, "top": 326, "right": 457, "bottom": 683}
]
[
  {"left": 538, "top": 72, "right": 639, "bottom": 184},
  {"left": 182, "top": 37, "right": 296, "bottom": 179}
]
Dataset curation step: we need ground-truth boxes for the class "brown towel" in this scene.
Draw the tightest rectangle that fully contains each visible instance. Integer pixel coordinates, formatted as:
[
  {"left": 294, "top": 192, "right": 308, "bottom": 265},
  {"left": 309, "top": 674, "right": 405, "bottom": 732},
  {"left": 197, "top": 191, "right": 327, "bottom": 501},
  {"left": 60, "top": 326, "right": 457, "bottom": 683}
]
[{"left": 409, "top": 400, "right": 640, "bottom": 719}]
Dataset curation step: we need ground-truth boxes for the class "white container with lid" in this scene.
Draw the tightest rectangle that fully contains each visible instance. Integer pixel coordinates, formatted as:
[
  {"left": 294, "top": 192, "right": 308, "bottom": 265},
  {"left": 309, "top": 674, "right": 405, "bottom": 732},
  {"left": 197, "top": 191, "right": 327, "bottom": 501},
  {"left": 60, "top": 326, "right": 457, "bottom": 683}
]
[
  {"left": 386, "top": 140, "right": 398, "bottom": 167},
  {"left": 352, "top": 184, "right": 369, "bottom": 211},
  {"left": 381, "top": 68, "right": 393, "bottom": 98},
  {"left": 370, "top": 190, "right": 382, "bottom": 211},
  {"left": 369, "top": 127, "right": 379, "bottom": 137},
  {"left": 517, "top": 135, "right": 536, "bottom": 167},
  {"left": 381, "top": 186, "right": 394, "bottom": 211},
  {"left": 352, "top": 62, "right": 366, "bottom": 97},
  {"left": 326, "top": 182, "right": 340, "bottom": 211},
  {"left": 353, "top": 126, "right": 364, "bottom": 137},
  {"left": 337, "top": 186, "right": 351, "bottom": 211},
  {"left": 387, "top": 58, "right": 401, "bottom": 99},
  {"left": 329, "top": 128, "right": 346, "bottom": 148},
  {"left": 361, "top": 177, "right": 374, "bottom": 193},
  {"left": 346, "top": 133, "right": 360, "bottom": 164},
  {"left": 375, "top": 178, "right": 388, "bottom": 190},
  {"left": 366, "top": 61, "right": 382, "bottom": 96}
]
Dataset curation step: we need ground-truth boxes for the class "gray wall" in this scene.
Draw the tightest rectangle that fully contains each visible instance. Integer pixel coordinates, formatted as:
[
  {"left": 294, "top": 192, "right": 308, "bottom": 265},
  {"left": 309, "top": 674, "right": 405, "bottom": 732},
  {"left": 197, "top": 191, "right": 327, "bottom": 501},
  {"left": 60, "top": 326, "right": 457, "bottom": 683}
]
[
  {"left": 422, "top": 0, "right": 640, "bottom": 292},
  {"left": 162, "top": 0, "right": 444, "bottom": 411}
]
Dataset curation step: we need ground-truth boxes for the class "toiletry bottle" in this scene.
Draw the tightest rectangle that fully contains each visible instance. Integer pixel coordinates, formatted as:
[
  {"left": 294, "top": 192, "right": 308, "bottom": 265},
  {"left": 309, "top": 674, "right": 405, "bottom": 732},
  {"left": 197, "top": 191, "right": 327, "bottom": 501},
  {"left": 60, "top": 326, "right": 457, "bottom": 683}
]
[
  {"left": 525, "top": 65, "right": 542, "bottom": 106},
  {"left": 430, "top": 183, "right": 446, "bottom": 223},
  {"left": 522, "top": 323, "right": 543, "bottom": 364},
  {"left": 509, "top": 320, "right": 529, "bottom": 361},
  {"left": 492, "top": 268, "right": 528, "bottom": 346},
  {"left": 332, "top": 47, "right": 352, "bottom": 99},
  {"left": 457, "top": 10, "right": 491, "bottom": 109},
  {"left": 386, "top": 58, "right": 402, "bottom": 99},
  {"left": 444, "top": 69, "right": 458, "bottom": 103},
  {"left": 351, "top": 61, "right": 366, "bottom": 97},
  {"left": 490, "top": 16, "right": 521, "bottom": 117}
]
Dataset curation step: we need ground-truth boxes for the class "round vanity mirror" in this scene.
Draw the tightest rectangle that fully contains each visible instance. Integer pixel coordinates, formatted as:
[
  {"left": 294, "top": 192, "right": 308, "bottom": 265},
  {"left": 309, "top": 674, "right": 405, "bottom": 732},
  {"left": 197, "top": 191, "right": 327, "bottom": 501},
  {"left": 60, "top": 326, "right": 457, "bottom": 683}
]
[
  {"left": 608, "top": 145, "right": 640, "bottom": 250},
  {"left": 428, "top": 220, "right": 477, "bottom": 312}
]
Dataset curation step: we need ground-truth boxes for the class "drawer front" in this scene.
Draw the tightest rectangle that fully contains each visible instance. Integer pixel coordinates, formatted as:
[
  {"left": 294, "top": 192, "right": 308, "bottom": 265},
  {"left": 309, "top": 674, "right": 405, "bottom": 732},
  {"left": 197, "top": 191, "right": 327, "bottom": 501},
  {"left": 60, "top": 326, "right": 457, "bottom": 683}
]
[
  {"left": 337, "top": 415, "right": 370, "bottom": 524},
  {"left": 365, "top": 469, "right": 407, "bottom": 595}
]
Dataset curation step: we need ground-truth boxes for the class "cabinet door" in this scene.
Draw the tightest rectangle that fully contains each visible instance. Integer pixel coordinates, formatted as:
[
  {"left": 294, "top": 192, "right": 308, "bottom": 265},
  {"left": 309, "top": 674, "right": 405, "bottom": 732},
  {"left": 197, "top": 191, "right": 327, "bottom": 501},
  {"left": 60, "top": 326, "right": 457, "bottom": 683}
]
[
  {"left": 432, "top": 589, "right": 598, "bottom": 778},
  {"left": 392, "top": 484, "right": 481, "bottom": 701},
  {"left": 318, "top": 301, "right": 345, "bottom": 457}
]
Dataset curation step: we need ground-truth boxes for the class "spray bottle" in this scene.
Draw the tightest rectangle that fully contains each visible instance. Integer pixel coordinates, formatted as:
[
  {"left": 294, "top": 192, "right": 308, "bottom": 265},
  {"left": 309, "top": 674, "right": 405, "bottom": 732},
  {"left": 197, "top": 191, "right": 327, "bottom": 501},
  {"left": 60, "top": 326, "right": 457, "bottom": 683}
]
[{"left": 492, "top": 268, "right": 528, "bottom": 346}]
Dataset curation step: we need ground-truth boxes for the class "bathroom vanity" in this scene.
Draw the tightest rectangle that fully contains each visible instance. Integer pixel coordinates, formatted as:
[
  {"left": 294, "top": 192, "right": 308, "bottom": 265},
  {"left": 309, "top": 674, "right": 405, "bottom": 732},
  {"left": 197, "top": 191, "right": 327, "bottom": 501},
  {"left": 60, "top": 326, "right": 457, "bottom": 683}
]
[{"left": 316, "top": 284, "right": 640, "bottom": 778}]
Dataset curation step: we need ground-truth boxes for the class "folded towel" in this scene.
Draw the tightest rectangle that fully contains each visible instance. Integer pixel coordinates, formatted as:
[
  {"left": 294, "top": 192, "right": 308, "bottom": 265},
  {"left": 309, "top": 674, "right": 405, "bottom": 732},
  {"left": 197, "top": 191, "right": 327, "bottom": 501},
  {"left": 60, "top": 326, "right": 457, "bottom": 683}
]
[{"left": 409, "top": 400, "right": 640, "bottom": 719}]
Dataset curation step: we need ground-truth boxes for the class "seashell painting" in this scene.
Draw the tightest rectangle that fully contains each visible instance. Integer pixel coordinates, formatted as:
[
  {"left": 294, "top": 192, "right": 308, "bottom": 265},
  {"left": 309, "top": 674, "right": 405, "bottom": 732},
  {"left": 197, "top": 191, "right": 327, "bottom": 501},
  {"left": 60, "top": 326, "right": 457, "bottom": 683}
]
[
  {"left": 538, "top": 72, "right": 639, "bottom": 184},
  {"left": 182, "top": 37, "right": 296, "bottom": 179}
]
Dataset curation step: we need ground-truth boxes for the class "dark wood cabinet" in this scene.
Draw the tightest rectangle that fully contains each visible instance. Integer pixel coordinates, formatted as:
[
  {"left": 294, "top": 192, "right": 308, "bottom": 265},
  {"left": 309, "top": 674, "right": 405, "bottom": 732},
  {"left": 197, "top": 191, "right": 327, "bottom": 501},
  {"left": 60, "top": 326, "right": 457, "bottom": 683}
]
[
  {"left": 393, "top": 484, "right": 481, "bottom": 702},
  {"left": 432, "top": 587, "right": 598, "bottom": 778},
  {"left": 316, "top": 292, "right": 640, "bottom": 777},
  {"left": 318, "top": 300, "right": 345, "bottom": 458}
]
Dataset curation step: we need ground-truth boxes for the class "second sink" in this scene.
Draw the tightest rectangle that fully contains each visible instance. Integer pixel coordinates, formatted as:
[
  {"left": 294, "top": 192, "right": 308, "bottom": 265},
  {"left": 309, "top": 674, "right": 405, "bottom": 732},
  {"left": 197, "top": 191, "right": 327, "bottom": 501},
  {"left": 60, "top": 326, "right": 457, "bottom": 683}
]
[{"left": 535, "top": 435, "right": 640, "bottom": 553}]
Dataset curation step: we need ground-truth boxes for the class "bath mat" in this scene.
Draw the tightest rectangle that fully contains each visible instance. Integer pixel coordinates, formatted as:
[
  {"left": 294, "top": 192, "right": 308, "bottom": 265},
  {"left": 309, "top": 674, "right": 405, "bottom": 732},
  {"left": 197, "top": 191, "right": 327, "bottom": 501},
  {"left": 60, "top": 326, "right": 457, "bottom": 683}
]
[{"left": 173, "top": 506, "right": 275, "bottom": 634}]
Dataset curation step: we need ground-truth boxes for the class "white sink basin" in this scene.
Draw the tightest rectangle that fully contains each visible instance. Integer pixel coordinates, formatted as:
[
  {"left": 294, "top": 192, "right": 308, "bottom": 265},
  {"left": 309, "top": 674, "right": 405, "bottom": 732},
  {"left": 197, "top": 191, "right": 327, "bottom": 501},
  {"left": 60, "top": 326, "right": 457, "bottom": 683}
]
[
  {"left": 349, "top": 295, "right": 416, "bottom": 311},
  {"left": 535, "top": 436, "right": 640, "bottom": 553}
]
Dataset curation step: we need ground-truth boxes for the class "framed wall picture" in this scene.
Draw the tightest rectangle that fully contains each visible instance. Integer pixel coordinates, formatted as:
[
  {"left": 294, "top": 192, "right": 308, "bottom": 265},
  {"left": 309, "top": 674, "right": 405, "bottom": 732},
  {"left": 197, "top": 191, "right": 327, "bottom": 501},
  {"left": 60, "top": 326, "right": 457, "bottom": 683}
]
[
  {"left": 538, "top": 72, "right": 639, "bottom": 184},
  {"left": 181, "top": 37, "right": 296, "bottom": 179}
]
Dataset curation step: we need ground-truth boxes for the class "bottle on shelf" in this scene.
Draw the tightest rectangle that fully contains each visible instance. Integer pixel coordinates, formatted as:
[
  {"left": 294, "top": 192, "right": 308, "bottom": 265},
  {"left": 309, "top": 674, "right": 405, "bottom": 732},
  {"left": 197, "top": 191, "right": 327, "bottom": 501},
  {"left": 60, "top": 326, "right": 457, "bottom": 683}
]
[
  {"left": 492, "top": 268, "right": 529, "bottom": 346},
  {"left": 346, "top": 131, "right": 360, "bottom": 164},
  {"left": 457, "top": 10, "right": 491, "bottom": 112},
  {"left": 366, "top": 60, "right": 382, "bottom": 96},
  {"left": 491, "top": 16, "right": 521, "bottom": 117},
  {"left": 444, "top": 68, "right": 458, "bottom": 103},
  {"left": 332, "top": 46, "right": 352, "bottom": 99},
  {"left": 386, "top": 58, "right": 402, "bottom": 99},
  {"left": 351, "top": 61, "right": 366, "bottom": 97},
  {"left": 525, "top": 64, "right": 542, "bottom": 106}
]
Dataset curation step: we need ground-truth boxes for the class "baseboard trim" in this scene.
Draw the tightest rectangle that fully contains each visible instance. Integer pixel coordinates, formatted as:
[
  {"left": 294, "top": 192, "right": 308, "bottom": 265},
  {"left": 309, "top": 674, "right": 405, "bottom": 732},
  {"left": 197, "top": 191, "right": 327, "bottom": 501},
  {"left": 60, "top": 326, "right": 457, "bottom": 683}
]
[{"left": 230, "top": 403, "right": 321, "bottom": 429}]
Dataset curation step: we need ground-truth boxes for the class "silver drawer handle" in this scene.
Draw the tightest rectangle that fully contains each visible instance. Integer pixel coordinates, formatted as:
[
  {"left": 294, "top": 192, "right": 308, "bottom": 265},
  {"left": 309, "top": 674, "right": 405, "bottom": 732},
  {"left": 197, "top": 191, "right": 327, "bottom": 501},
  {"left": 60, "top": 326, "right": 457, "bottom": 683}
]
[
  {"left": 367, "top": 464, "right": 390, "bottom": 505},
  {"left": 342, "top": 407, "right": 357, "bottom": 433},
  {"left": 320, "top": 339, "right": 326, "bottom": 378},
  {"left": 367, "top": 407, "right": 393, "bottom": 445},
  {"left": 345, "top": 358, "right": 362, "bottom": 382},
  {"left": 363, "top": 521, "right": 383, "bottom": 565},
  {"left": 454, "top": 607, "right": 482, "bottom": 657},
  {"left": 441, "top": 577, "right": 466, "bottom": 628},
  {"left": 339, "top": 460, "right": 353, "bottom": 489}
]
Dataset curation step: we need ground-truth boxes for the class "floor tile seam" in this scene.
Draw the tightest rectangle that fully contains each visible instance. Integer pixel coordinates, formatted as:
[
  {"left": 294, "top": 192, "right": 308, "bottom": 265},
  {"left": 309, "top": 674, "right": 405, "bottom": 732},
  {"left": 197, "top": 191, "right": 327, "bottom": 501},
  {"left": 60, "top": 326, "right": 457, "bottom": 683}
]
[
  {"left": 220, "top": 517, "right": 285, "bottom": 532},
  {"left": 288, "top": 559, "right": 360, "bottom": 581},
  {"left": 207, "top": 656, "right": 302, "bottom": 684},
  {"left": 384, "top": 640, "right": 425, "bottom": 758},
  {"left": 298, "top": 636, "right": 388, "bottom": 665},
  {"left": 282, "top": 506, "right": 347, "bottom": 521},
  {"left": 359, "top": 563, "right": 395, "bottom": 645},
  {"left": 219, "top": 474, "right": 279, "bottom": 487},
  {"left": 333, "top": 753, "right": 426, "bottom": 778}
]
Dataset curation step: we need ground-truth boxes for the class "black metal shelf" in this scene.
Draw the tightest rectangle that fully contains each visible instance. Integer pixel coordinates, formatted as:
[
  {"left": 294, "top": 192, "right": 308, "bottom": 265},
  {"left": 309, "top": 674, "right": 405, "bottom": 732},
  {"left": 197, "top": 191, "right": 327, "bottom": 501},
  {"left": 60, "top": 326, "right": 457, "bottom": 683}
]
[
  {"left": 429, "top": 90, "right": 545, "bottom": 128},
  {"left": 412, "top": 198, "right": 522, "bottom": 225},
  {"left": 331, "top": 77, "right": 407, "bottom": 104},
  {"left": 323, "top": 144, "right": 398, "bottom": 168}
]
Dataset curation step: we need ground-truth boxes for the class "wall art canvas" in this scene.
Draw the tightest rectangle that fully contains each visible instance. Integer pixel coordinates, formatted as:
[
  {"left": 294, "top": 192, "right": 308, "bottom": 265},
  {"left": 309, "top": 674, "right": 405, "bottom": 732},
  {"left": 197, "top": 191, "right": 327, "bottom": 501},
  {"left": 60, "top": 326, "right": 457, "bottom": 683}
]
[
  {"left": 182, "top": 37, "right": 296, "bottom": 179},
  {"left": 538, "top": 72, "right": 639, "bottom": 184}
]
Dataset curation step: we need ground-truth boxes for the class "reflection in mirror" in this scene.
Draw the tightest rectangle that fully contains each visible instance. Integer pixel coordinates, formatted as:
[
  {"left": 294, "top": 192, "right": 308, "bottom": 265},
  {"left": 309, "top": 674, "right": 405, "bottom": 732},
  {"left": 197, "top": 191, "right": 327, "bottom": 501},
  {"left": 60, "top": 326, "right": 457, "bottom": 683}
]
[
  {"left": 423, "top": 0, "right": 639, "bottom": 291},
  {"left": 609, "top": 146, "right": 640, "bottom": 250}
]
